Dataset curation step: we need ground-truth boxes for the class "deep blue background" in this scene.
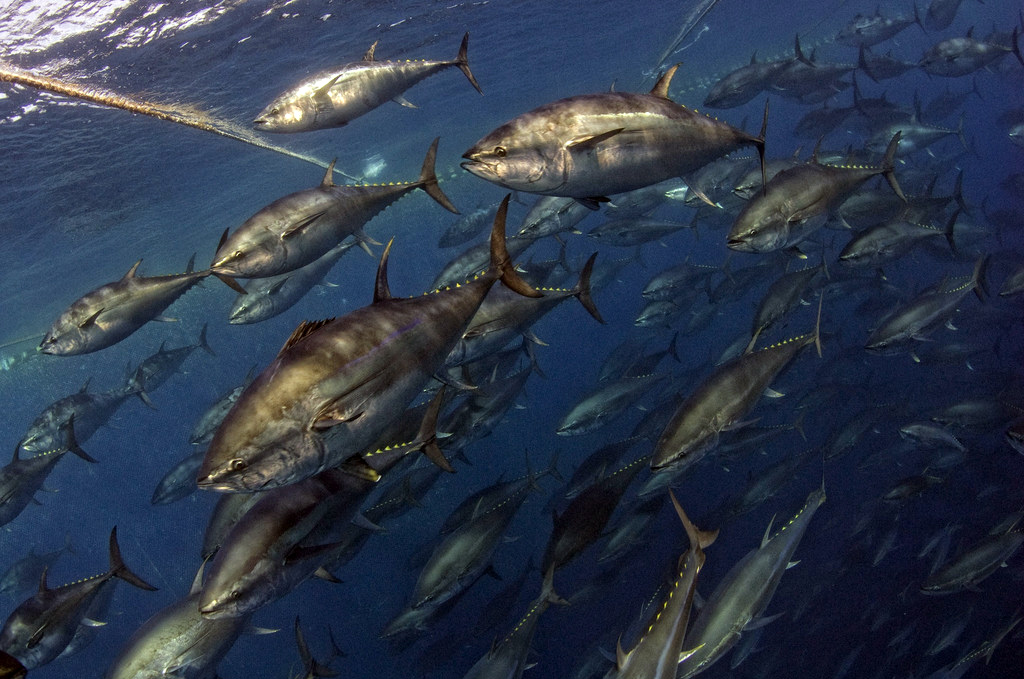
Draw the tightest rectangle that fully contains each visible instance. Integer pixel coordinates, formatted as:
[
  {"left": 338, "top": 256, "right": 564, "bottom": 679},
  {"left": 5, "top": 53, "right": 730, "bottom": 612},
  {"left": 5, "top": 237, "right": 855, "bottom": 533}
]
[{"left": 0, "top": 1, "right": 1022, "bottom": 677}]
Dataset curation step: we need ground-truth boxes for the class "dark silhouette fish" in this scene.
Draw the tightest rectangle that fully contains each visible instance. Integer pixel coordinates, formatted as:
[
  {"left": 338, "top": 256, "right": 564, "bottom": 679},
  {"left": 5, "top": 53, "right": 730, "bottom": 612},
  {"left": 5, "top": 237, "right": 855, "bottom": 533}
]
[{"left": 0, "top": 528, "right": 155, "bottom": 670}]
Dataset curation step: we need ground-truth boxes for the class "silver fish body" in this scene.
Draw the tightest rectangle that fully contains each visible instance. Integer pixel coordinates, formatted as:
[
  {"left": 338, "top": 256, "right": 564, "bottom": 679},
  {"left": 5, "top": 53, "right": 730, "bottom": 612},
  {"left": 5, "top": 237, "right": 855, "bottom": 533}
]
[
  {"left": 228, "top": 241, "right": 355, "bottom": 324},
  {"left": 678, "top": 487, "right": 826, "bottom": 678},
  {"left": 462, "top": 65, "right": 764, "bottom": 201},
  {"left": 211, "top": 139, "right": 456, "bottom": 280},
  {"left": 40, "top": 259, "right": 212, "bottom": 356},
  {"left": 727, "top": 134, "right": 904, "bottom": 253},
  {"left": 253, "top": 33, "right": 481, "bottom": 132},
  {"left": 198, "top": 196, "right": 537, "bottom": 492}
]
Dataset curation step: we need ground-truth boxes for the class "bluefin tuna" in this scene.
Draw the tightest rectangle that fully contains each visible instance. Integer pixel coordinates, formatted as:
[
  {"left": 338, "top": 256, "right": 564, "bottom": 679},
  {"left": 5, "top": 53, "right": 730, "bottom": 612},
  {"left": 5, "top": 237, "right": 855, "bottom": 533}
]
[
  {"left": 197, "top": 195, "right": 538, "bottom": 492},
  {"left": 0, "top": 528, "right": 156, "bottom": 669},
  {"left": 211, "top": 138, "right": 457, "bottom": 280},
  {"left": 462, "top": 65, "right": 766, "bottom": 206},
  {"left": 253, "top": 33, "right": 481, "bottom": 132},
  {"left": 40, "top": 257, "right": 239, "bottom": 356},
  {"left": 677, "top": 485, "right": 826, "bottom": 678}
]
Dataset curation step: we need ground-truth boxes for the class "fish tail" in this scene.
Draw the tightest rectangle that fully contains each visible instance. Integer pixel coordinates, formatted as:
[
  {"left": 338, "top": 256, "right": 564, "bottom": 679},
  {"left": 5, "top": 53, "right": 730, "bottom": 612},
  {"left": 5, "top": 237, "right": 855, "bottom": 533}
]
[
  {"left": 418, "top": 386, "right": 455, "bottom": 473},
  {"left": 811, "top": 292, "right": 824, "bottom": 358},
  {"left": 540, "top": 565, "right": 568, "bottom": 606},
  {"left": 857, "top": 45, "right": 881, "bottom": 83},
  {"left": 972, "top": 255, "right": 990, "bottom": 302},
  {"left": 542, "top": 450, "right": 564, "bottom": 483},
  {"left": 455, "top": 32, "right": 483, "bottom": 94},
  {"left": 490, "top": 195, "right": 542, "bottom": 298},
  {"left": 107, "top": 527, "right": 158, "bottom": 591},
  {"left": 955, "top": 112, "right": 968, "bottom": 151},
  {"left": 418, "top": 137, "right": 459, "bottom": 214},
  {"left": 574, "top": 253, "right": 605, "bottom": 323},
  {"left": 1011, "top": 25, "right": 1023, "bottom": 68},
  {"left": 754, "top": 99, "right": 769, "bottom": 196},
  {"left": 882, "top": 132, "right": 906, "bottom": 202},
  {"left": 197, "top": 323, "right": 216, "bottom": 357},
  {"left": 670, "top": 490, "right": 718, "bottom": 550},
  {"left": 942, "top": 208, "right": 961, "bottom": 256}
]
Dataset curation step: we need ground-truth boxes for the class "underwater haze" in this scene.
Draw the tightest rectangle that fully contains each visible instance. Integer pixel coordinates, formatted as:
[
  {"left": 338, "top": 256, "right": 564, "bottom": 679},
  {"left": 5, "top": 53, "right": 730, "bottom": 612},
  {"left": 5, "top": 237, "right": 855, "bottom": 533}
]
[{"left": 1, "top": 0, "right": 1023, "bottom": 677}]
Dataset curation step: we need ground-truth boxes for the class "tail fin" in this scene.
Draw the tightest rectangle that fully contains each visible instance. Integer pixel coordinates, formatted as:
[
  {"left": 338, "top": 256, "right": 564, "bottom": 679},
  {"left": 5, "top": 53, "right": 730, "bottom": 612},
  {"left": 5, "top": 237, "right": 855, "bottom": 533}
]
[
  {"left": 972, "top": 255, "right": 990, "bottom": 302},
  {"left": 858, "top": 45, "right": 880, "bottom": 83},
  {"left": 295, "top": 617, "right": 339, "bottom": 678},
  {"left": 1011, "top": 25, "right": 1023, "bottom": 68},
  {"left": 811, "top": 293, "right": 824, "bottom": 358},
  {"left": 196, "top": 323, "right": 215, "bottom": 357},
  {"left": 540, "top": 565, "right": 569, "bottom": 607},
  {"left": 542, "top": 450, "right": 564, "bottom": 483},
  {"left": 455, "top": 33, "right": 483, "bottom": 94},
  {"left": 670, "top": 490, "right": 718, "bottom": 550},
  {"left": 573, "top": 253, "right": 605, "bottom": 323},
  {"left": 490, "top": 195, "right": 542, "bottom": 298},
  {"left": 754, "top": 99, "right": 769, "bottom": 196},
  {"left": 942, "top": 208, "right": 961, "bottom": 256},
  {"left": 107, "top": 527, "right": 158, "bottom": 591},
  {"left": 417, "top": 386, "right": 454, "bottom": 473},
  {"left": 881, "top": 132, "right": 907, "bottom": 202},
  {"left": 955, "top": 113, "right": 968, "bottom": 150},
  {"left": 418, "top": 138, "right": 459, "bottom": 214}
]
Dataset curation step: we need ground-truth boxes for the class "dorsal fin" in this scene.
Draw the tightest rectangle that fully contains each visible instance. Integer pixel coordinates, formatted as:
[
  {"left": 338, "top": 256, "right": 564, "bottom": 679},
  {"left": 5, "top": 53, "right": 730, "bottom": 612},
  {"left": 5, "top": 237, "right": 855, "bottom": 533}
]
[
  {"left": 278, "top": 318, "right": 335, "bottom": 357},
  {"left": 363, "top": 40, "right": 378, "bottom": 61},
  {"left": 185, "top": 254, "right": 196, "bottom": 274},
  {"left": 123, "top": 260, "right": 142, "bottom": 280},
  {"left": 321, "top": 159, "right": 337, "bottom": 188},
  {"left": 38, "top": 566, "right": 49, "bottom": 594},
  {"left": 650, "top": 63, "right": 680, "bottom": 99},
  {"left": 374, "top": 239, "right": 394, "bottom": 303}
]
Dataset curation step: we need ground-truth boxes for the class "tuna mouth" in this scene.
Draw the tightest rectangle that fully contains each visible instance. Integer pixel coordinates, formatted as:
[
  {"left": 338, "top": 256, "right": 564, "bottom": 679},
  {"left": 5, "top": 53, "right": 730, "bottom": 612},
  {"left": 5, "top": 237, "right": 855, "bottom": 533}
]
[
  {"left": 459, "top": 153, "right": 494, "bottom": 175},
  {"left": 726, "top": 237, "right": 752, "bottom": 251},
  {"left": 252, "top": 118, "right": 268, "bottom": 128},
  {"left": 198, "top": 600, "right": 229, "bottom": 618},
  {"left": 459, "top": 159, "right": 487, "bottom": 173}
]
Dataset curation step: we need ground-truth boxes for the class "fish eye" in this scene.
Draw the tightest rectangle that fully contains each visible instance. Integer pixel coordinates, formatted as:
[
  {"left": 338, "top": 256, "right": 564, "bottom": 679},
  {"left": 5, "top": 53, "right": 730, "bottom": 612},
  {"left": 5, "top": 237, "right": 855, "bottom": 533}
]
[
  {"left": 493, "top": 146, "right": 507, "bottom": 158},
  {"left": 228, "top": 458, "right": 247, "bottom": 472},
  {"left": 234, "top": 250, "right": 246, "bottom": 259},
  {"left": 271, "top": 107, "right": 280, "bottom": 116}
]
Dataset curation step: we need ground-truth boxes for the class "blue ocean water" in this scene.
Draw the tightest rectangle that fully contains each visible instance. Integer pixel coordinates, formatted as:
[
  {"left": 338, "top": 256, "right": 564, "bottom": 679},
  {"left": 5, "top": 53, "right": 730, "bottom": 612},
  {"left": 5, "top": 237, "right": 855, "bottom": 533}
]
[{"left": 0, "top": 0, "right": 1022, "bottom": 677}]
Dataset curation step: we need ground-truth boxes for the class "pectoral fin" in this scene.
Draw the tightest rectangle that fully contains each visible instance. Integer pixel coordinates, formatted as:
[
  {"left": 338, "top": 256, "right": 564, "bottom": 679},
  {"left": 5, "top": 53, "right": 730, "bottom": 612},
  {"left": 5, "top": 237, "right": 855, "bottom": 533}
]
[
  {"left": 79, "top": 308, "right": 104, "bottom": 329},
  {"left": 282, "top": 211, "right": 327, "bottom": 239},
  {"left": 567, "top": 128, "right": 624, "bottom": 151},
  {"left": 312, "top": 75, "right": 342, "bottom": 112}
]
